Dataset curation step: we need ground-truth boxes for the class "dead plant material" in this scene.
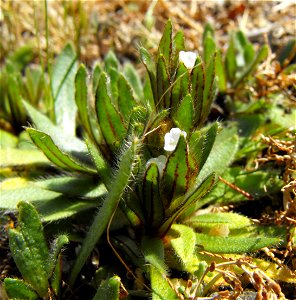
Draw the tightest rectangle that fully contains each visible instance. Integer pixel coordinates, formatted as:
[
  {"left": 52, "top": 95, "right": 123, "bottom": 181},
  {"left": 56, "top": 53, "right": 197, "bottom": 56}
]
[{"left": 1, "top": 1, "right": 295, "bottom": 66}]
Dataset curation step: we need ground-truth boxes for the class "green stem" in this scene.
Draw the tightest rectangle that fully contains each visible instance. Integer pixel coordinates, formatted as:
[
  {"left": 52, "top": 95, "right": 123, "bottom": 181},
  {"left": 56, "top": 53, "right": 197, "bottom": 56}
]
[{"left": 69, "top": 137, "right": 139, "bottom": 285}]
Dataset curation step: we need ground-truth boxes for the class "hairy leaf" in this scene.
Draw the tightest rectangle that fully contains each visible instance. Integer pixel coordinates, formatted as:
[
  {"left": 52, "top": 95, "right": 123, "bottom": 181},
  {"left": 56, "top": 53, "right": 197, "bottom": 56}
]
[
  {"left": 27, "top": 128, "right": 96, "bottom": 174},
  {"left": 92, "top": 276, "right": 121, "bottom": 300},
  {"left": 3, "top": 278, "right": 39, "bottom": 300},
  {"left": 8, "top": 202, "right": 50, "bottom": 296},
  {"left": 172, "top": 94, "right": 194, "bottom": 132},
  {"left": 70, "top": 137, "right": 139, "bottom": 285},
  {"left": 95, "top": 73, "right": 127, "bottom": 151},
  {"left": 195, "top": 234, "right": 282, "bottom": 253},
  {"left": 170, "top": 224, "right": 196, "bottom": 271}
]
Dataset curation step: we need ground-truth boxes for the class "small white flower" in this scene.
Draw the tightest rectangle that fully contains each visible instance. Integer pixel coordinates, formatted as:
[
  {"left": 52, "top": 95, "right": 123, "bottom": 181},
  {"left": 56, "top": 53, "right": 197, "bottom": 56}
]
[
  {"left": 146, "top": 155, "right": 167, "bottom": 176},
  {"left": 179, "top": 51, "right": 197, "bottom": 69},
  {"left": 164, "top": 128, "right": 187, "bottom": 152}
]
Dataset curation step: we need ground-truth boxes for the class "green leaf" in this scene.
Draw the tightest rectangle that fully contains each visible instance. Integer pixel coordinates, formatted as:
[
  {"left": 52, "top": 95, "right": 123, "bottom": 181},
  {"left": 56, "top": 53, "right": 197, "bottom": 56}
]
[
  {"left": 233, "top": 44, "right": 269, "bottom": 88},
  {"left": 7, "top": 74, "right": 26, "bottom": 126},
  {"left": 190, "top": 122, "right": 219, "bottom": 172},
  {"left": 172, "top": 94, "right": 194, "bottom": 132},
  {"left": 112, "top": 235, "right": 145, "bottom": 268},
  {"left": 278, "top": 39, "right": 296, "bottom": 67},
  {"left": 215, "top": 50, "right": 227, "bottom": 92},
  {"left": 161, "top": 136, "right": 189, "bottom": 207},
  {"left": 171, "top": 30, "right": 185, "bottom": 70},
  {"left": 243, "top": 43, "right": 255, "bottom": 65},
  {"left": 140, "top": 47, "right": 157, "bottom": 105},
  {"left": 150, "top": 267, "right": 178, "bottom": 300},
  {"left": 158, "top": 20, "right": 172, "bottom": 64},
  {"left": 156, "top": 54, "right": 171, "bottom": 108},
  {"left": 8, "top": 201, "right": 50, "bottom": 297},
  {"left": 203, "top": 31, "right": 216, "bottom": 65},
  {"left": 92, "top": 63, "right": 102, "bottom": 93},
  {"left": 142, "top": 163, "right": 164, "bottom": 231},
  {"left": 174, "top": 173, "right": 216, "bottom": 221},
  {"left": 0, "top": 130, "right": 18, "bottom": 149},
  {"left": 95, "top": 73, "right": 127, "bottom": 151},
  {"left": 195, "top": 126, "right": 239, "bottom": 186},
  {"left": 0, "top": 148, "right": 48, "bottom": 167},
  {"left": 7, "top": 45, "right": 34, "bottom": 71},
  {"left": 160, "top": 174, "right": 215, "bottom": 236},
  {"left": 171, "top": 62, "right": 190, "bottom": 110},
  {"left": 3, "top": 278, "right": 39, "bottom": 300},
  {"left": 225, "top": 36, "right": 237, "bottom": 83},
  {"left": 117, "top": 74, "right": 137, "bottom": 123},
  {"left": 169, "top": 224, "right": 196, "bottom": 271},
  {"left": 85, "top": 138, "right": 111, "bottom": 187},
  {"left": 23, "top": 101, "right": 87, "bottom": 154},
  {"left": 27, "top": 128, "right": 96, "bottom": 174},
  {"left": 201, "top": 53, "right": 217, "bottom": 125},
  {"left": 48, "top": 235, "right": 69, "bottom": 278},
  {"left": 70, "top": 137, "right": 139, "bottom": 285},
  {"left": 0, "top": 183, "right": 61, "bottom": 210},
  {"left": 51, "top": 44, "right": 78, "bottom": 135},
  {"left": 185, "top": 212, "right": 252, "bottom": 231},
  {"left": 0, "top": 179, "right": 100, "bottom": 221},
  {"left": 34, "top": 176, "right": 107, "bottom": 198},
  {"left": 204, "top": 168, "right": 283, "bottom": 204},
  {"left": 107, "top": 67, "right": 120, "bottom": 102},
  {"left": 36, "top": 198, "right": 99, "bottom": 222},
  {"left": 191, "top": 56, "right": 204, "bottom": 125},
  {"left": 142, "top": 236, "right": 167, "bottom": 274},
  {"left": 75, "top": 64, "right": 92, "bottom": 137},
  {"left": 104, "top": 51, "right": 119, "bottom": 72},
  {"left": 195, "top": 234, "right": 282, "bottom": 254},
  {"left": 123, "top": 63, "right": 144, "bottom": 101},
  {"left": 202, "top": 23, "right": 215, "bottom": 45},
  {"left": 24, "top": 65, "right": 44, "bottom": 105},
  {"left": 92, "top": 276, "right": 121, "bottom": 300}
]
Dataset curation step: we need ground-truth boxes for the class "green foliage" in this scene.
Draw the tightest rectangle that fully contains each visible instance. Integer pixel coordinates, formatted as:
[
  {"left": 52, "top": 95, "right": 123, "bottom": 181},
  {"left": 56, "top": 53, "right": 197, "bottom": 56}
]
[
  {"left": 1, "top": 19, "right": 294, "bottom": 300},
  {"left": 51, "top": 44, "right": 78, "bottom": 135},
  {"left": 4, "top": 201, "right": 68, "bottom": 298},
  {"left": 92, "top": 276, "right": 121, "bottom": 300},
  {"left": 70, "top": 137, "right": 140, "bottom": 284}
]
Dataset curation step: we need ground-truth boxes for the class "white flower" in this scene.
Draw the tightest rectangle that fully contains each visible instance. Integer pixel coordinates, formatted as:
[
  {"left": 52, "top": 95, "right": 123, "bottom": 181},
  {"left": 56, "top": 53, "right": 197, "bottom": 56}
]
[
  {"left": 146, "top": 155, "right": 167, "bottom": 176},
  {"left": 179, "top": 51, "right": 197, "bottom": 69},
  {"left": 164, "top": 128, "right": 187, "bottom": 152}
]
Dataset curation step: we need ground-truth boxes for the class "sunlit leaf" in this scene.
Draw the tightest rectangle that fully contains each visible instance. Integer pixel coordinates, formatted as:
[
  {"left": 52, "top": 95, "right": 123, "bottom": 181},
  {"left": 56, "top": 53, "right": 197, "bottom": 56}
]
[
  {"left": 4, "top": 278, "right": 39, "bottom": 300},
  {"left": 195, "top": 234, "right": 282, "bottom": 253},
  {"left": 172, "top": 94, "right": 194, "bottom": 132},
  {"left": 51, "top": 44, "right": 78, "bottom": 135},
  {"left": 27, "top": 128, "right": 96, "bottom": 174}
]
